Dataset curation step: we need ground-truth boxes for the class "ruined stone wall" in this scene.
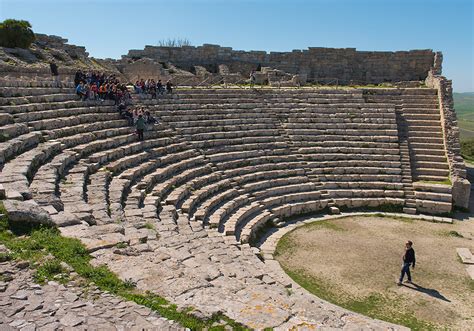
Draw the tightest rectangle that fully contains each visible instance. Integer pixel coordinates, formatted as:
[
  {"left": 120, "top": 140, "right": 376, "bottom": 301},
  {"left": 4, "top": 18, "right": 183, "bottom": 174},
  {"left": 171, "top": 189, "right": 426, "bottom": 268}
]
[
  {"left": 125, "top": 45, "right": 436, "bottom": 84},
  {"left": 425, "top": 70, "right": 471, "bottom": 208}
]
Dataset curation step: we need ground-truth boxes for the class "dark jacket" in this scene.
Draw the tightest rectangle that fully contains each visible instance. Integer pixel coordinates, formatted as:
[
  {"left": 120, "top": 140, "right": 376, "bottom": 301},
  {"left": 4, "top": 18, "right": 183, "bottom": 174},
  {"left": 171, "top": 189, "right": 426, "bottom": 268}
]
[
  {"left": 135, "top": 117, "right": 146, "bottom": 131},
  {"left": 403, "top": 247, "right": 416, "bottom": 267},
  {"left": 50, "top": 63, "right": 59, "bottom": 76}
]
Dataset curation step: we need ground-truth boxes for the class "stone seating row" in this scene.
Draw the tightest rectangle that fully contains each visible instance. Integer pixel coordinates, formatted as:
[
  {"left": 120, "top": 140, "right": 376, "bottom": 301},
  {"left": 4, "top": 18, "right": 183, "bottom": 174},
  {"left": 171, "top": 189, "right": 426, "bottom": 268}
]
[
  {"left": 23, "top": 107, "right": 120, "bottom": 130},
  {"left": 0, "top": 79, "right": 75, "bottom": 88},
  {"left": 286, "top": 117, "right": 396, "bottom": 124},
  {"left": 0, "top": 122, "right": 29, "bottom": 140},
  {"left": 0, "top": 131, "right": 42, "bottom": 165},
  {"left": 288, "top": 130, "right": 398, "bottom": 140},
  {"left": 4, "top": 99, "right": 112, "bottom": 117},
  {"left": 0, "top": 86, "right": 75, "bottom": 98},
  {"left": 0, "top": 92, "right": 78, "bottom": 106},
  {"left": 148, "top": 97, "right": 378, "bottom": 107},
  {"left": 157, "top": 102, "right": 394, "bottom": 111}
]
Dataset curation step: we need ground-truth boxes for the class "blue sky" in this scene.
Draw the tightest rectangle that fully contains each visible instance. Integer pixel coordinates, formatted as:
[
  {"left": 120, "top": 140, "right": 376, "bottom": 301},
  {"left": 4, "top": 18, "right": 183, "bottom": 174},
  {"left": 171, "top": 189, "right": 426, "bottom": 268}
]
[{"left": 1, "top": 0, "right": 473, "bottom": 92}]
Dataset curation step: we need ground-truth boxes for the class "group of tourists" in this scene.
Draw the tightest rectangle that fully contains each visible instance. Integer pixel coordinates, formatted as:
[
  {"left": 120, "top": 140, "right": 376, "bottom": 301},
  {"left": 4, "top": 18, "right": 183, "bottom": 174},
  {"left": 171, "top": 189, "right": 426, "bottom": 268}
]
[
  {"left": 134, "top": 78, "right": 173, "bottom": 97},
  {"left": 73, "top": 69, "right": 174, "bottom": 103},
  {"left": 74, "top": 70, "right": 132, "bottom": 104},
  {"left": 70, "top": 67, "right": 166, "bottom": 141}
]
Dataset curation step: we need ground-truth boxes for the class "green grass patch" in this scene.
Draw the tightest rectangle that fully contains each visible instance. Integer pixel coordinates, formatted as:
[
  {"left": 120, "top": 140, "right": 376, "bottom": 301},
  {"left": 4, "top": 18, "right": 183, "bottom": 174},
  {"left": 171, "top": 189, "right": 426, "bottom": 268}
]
[
  {"left": 35, "top": 258, "right": 69, "bottom": 284},
  {"left": 115, "top": 242, "right": 128, "bottom": 249},
  {"left": 306, "top": 220, "right": 345, "bottom": 231},
  {"left": 144, "top": 222, "right": 155, "bottom": 230},
  {"left": 0, "top": 203, "right": 248, "bottom": 330},
  {"left": 338, "top": 203, "right": 404, "bottom": 214},
  {"left": 439, "top": 230, "right": 464, "bottom": 238}
]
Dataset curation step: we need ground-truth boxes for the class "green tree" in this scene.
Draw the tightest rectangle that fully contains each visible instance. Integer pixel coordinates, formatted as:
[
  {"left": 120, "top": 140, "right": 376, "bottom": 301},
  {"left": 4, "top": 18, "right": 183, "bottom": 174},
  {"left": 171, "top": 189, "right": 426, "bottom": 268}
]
[{"left": 0, "top": 19, "right": 35, "bottom": 48}]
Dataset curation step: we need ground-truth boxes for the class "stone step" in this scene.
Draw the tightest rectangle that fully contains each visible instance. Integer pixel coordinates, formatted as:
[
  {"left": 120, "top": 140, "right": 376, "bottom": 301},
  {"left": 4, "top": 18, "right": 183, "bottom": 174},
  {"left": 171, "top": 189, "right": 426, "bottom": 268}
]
[
  {"left": 413, "top": 181, "right": 452, "bottom": 194},
  {"left": 413, "top": 174, "right": 450, "bottom": 183},
  {"left": 412, "top": 167, "right": 450, "bottom": 177},
  {"left": 403, "top": 113, "right": 440, "bottom": 121},
  {"left": 403, "top": 207, "right": 417, "bottom": 214},
  {"left": 0, "top": 131, "right": 42, "bottom": 165},
  {"left": 410, "top": 148, "right": 446, "bottom": 156},
  {"left": 0, "top": 113, "right": 14, "bottom": 126},
  {"left": 415, "top": 191, "right": 452, "bottom": 203},
  {"left": 0, "top": 123, "right": 30, "bottom": 141}
]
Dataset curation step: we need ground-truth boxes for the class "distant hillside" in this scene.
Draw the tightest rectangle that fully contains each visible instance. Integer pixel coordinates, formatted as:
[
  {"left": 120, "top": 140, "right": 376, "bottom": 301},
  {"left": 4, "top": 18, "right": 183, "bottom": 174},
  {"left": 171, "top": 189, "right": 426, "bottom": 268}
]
[{"left": 454, "top": 92, "right": 474, "bottom": 140}]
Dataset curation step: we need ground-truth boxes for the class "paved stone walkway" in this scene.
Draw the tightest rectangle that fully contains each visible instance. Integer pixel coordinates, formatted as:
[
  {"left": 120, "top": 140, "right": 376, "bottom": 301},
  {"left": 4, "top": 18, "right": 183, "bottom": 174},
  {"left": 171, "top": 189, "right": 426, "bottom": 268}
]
[{"left": 0, "top": 251, "right": 183, "bottom": 331}]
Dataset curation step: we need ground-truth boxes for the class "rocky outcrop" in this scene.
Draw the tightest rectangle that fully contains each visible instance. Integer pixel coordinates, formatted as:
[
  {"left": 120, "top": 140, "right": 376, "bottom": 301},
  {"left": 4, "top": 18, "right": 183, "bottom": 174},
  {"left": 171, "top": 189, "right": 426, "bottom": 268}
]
[{"left": 0, "top": 33, "right": 121, "bottom": 80}]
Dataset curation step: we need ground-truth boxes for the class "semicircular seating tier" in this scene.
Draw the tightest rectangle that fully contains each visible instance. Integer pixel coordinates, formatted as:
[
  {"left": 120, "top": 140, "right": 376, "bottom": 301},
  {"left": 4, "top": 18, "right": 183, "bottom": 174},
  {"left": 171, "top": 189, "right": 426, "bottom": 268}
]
[{"left": 0, "top": 80, "right": 452, "bottom": 329}]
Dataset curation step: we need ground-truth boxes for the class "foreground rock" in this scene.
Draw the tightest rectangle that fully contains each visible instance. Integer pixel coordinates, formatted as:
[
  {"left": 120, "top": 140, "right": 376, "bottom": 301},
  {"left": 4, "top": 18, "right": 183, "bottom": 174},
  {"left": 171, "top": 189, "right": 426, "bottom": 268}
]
[{"left": 2, "top": 200, "right": 53, "bottom": 226}]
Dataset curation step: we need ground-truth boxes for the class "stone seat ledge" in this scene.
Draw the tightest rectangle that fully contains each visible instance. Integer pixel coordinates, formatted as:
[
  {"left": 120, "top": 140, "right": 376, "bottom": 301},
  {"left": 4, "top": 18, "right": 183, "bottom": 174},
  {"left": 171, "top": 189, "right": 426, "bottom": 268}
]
[
  {"left": 241, "top": 175, "right": 309, "bottom": 192},
  {"left": 5, "top": 99, "right": 114, "bottom": 115},
  {"left": 46, "top": 119, "right": 130, "bottom": 140},
  {"left": 208, "top": 194, "right": 250, "bottom": 228},
  {"left": 0, "top": 131, "right": 42, "bottom": 166},
  {"left": 0, "top": 92, "right": 78, "bottom": 106},
  {"left": 224, "top": 201, "right": 266, "bottom": 235},
  {"left": 0, "top": 86, "right": 72, "bottom": 96},
  {"left": 194, "top": 188, "right": 241, "bottom": 222},
  {"left": 14, "top": 105, "right": 116, "bottom": 122}
]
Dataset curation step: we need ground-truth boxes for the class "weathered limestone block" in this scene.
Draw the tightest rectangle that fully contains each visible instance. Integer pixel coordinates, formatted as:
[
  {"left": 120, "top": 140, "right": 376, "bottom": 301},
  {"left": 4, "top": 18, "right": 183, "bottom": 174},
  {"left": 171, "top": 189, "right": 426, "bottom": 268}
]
[
  {"left": 456, "top": 248, "right": 474, "bottom": 264},
  {"left": 2, "top": 199, "right": 53, "bottom": 226},
  {"left": 51, "top": 211, "right": 82, "bottom": 227},
  {"left": 452, "top": 177, "right": 471, "bottom": 209}
]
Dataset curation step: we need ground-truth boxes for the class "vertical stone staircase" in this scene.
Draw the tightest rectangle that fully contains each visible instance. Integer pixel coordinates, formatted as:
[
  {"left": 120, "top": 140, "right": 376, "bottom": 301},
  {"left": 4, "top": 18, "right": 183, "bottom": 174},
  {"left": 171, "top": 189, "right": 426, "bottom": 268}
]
[
  {"left": 401, "top": 91, "right": 452, "bottom": 214},
  {"left": 395, "top": 109, "right": 417, "bottom": 214}
]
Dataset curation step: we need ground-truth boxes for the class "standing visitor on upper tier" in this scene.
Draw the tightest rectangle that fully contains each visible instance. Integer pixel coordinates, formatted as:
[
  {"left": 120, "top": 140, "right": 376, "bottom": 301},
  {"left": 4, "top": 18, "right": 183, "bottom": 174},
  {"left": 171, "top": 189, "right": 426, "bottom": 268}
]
[
  {"left": 74, "top": 70, "right": 83, "bottom": 86},
  {"left": 135, "top": 114, "right": 146, "bottom": 141},
  {"left": 166, "top": 81, "right": 173, "bottom": 94},
  {"left": 157, "top": 80, "right": 164, "bottom": 94},
  {"left": 397, "top": 240, "right": 416, "bottom": 285},
  {"left": 249, "top": 70, "right": 256, "bottom": 87},
  {"left": 50, "top": 61, "right": 60, "bottom": 87}
]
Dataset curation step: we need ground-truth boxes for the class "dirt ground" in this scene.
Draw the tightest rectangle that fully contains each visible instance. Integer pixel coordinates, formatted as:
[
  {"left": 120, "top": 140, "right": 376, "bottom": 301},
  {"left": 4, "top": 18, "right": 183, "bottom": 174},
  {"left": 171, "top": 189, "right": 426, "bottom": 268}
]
[{"left": 275, "top": 216, "right": 474, "bottom": 330}]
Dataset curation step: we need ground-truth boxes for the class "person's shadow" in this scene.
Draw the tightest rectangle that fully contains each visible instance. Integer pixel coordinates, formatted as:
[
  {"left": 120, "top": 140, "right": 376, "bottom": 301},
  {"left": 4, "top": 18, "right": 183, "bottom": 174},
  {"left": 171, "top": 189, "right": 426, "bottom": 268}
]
[{"left": 403, "top": 283, "right": 451, "bottom": 302}]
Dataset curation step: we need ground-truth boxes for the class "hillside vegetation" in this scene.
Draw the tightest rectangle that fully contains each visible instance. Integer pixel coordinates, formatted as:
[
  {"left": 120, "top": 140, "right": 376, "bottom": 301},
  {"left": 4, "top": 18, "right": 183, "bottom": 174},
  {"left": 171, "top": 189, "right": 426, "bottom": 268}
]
[
  {"left": 455, "top": 92, "right": 474, "bottom": 140},
  {"left": 454, "top": 92, "right": 474, "bottom": 161}
]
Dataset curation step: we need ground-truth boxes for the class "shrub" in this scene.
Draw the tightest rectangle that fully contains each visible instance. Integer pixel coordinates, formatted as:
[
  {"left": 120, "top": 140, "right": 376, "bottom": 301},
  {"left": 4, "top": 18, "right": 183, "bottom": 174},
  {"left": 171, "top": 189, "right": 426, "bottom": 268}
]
[
  {"left": 0, "top": 19, "right": 35, "bottom": 48},
  {"left": 157, "top": 38, "right": 191, "bottom": 47}
]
